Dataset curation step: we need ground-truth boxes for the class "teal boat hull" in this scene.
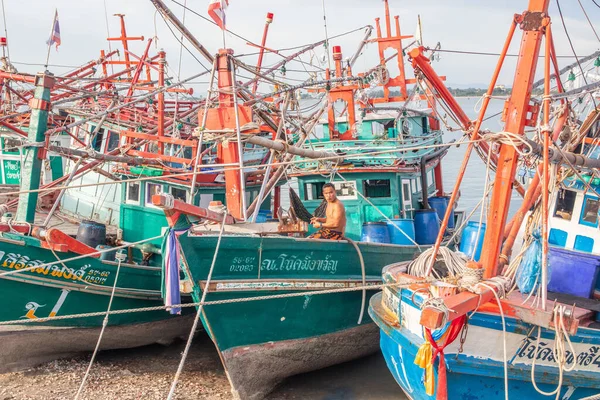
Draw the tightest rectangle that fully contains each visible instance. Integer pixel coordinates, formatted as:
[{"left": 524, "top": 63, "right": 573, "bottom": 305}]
[
  {"left": 0, "top": 235, "right": 193, "bottom": 372},
  {"left": 177, "top": 233, "right": 431, "bottom": 399}
]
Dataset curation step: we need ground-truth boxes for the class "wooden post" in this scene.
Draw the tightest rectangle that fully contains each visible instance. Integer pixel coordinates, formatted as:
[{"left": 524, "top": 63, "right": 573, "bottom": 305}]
[{"left": 15, "top": 72, "right": 55, "bottom": 223}]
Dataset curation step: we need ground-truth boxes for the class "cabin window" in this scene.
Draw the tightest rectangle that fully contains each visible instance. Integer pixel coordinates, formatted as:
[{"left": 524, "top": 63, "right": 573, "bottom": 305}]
[
  {"left": 427, "top": 169, "right": 435, "bottom": 189},
  {"left": 421, "top": 117, "right": 429, "bottom": 133},
  {"left": 580, "top": 195, "right": 600, "bottom": 227},
  {"left": 170, "top": 186, "right": 189, "bottom": 203},
  {"left": 105, "top": 131, "right": 120, "bottom": 152},
  {"left": 304, "top": 182, "right": 325, "bottom": 200},
  {"left": 364, "top": 179, "right": 391, "bottom": 198},
  {"left": 126, "top": 182, "right": 140, "bottom": 204},
  {"left": 91, "top": 128, "right": 105, "bottom": 152},
  {"left": 401, "top": 119, "right": 411, "bottom": 136},
  {"left": 554, "top": 189, "right": 576, "bottom": 221},
  {"left": 372, "top": 122, "right": 386, "bottom": 136},
  {"left": 146, "top": 183, "right": 162, "bottom": 206},
  {"left": 304, "top": 181, "right": 357, "bottom": 201},
  {"left": 2, "top": 137, "right": 21, "bottom": 153}
]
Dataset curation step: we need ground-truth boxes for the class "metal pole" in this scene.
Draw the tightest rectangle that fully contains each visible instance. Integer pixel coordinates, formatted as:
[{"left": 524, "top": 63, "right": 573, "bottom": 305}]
[
  {"left": 190, "top": 58, "right": 217, "bottom": 195},
  {"left": 229, "top": 55, "right": 248, "bottom": 220},
  {"left": 541, "top": 23, "right": 553, "bottom": 310},
  {"left": 251, "top": 95, "right": 290, "bottom": 222}
]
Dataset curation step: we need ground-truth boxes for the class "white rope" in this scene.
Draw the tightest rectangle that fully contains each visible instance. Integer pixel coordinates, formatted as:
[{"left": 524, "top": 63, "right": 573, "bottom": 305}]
[
  {"left": 74, "top": 256, "right": 123, "bottom": 400},
  {"left": 347, "top": 238, "right": 366, "bottom": 325},
  {"left": 480, "top": 131, "right": 533, "bottom": 157},
  {"left": 408, "top": 247, "right": 467, "bottom": 279},
  {"left": 0, "top": 280, "right": 418, "bottom": 327},
  {"left": 166, "top": 206, "right": 227, "bottom": 400},
  {"left": 530, "top": 304, "right": 578, "bottom": 399}
]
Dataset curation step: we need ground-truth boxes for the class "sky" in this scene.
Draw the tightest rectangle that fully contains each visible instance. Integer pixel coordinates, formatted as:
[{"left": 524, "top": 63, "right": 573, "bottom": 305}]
[{"left": 1, "top": 0, "right": 599, "bottom": 93}]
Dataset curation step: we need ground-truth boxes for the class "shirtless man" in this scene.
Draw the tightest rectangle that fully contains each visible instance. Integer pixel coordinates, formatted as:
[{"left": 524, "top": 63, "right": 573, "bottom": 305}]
[{"left": 309, "top": 183, "right": 347, "bottom": 240}]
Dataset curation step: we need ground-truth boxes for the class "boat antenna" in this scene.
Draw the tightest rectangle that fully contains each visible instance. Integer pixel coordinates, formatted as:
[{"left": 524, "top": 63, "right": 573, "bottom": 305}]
[
  {"left": 0, "top": 0, "right": 9, "bottom": 59},
  {"left": 321, "top": 0, "right": 332, "bottom": 70}
]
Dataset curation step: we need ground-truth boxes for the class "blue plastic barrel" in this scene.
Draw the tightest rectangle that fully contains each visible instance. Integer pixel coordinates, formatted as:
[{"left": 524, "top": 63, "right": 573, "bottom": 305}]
[
  {"left": 459, "top": 221, "right": 486, "bottom": 261},
  {"left": 414, "top": 209, "right": 440, "bottom": 245},
  {"left": 76, "top": 220, "right": 106, "bottom": 249},
  {"left": 548, "top": 247, "right": 600, "bottom": 298},
  {"left": 387, "top": 219, "right": 415, "bottom": 245},
  {"left": 428, "top": 196, "right": 455, "bottom": 229},
  {"left": 361, "top": 222, "right": 391, "bottom": 243},
  {"left": 256, "top": 209, "right": 272, "bottom": 223},
  {"left": 96, "top": 244, "right": 116, "bottom": 262}
]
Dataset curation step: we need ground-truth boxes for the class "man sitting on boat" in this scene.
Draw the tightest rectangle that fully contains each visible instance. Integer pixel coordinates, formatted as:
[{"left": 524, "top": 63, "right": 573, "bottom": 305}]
[{"left": 309, "top": 183, "right": 346, "bottom": 240}]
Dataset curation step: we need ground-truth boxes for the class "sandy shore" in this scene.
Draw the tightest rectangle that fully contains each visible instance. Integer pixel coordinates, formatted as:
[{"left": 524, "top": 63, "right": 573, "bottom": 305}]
[{"left": 0, "top": 332, "right": 405, "bottom": 400}]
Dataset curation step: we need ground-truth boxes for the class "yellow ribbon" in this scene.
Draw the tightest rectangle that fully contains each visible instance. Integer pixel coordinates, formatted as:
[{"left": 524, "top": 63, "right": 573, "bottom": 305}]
[{"left": 414, "top": 342, "right": 435, "bottom": 396}]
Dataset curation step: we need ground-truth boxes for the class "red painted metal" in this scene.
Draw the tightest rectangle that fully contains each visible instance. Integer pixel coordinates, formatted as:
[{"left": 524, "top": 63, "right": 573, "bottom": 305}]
[
  {"left": 125, "top": 38, "right": 154, "bottom": 99},
  {"left": 252, "top": 12, "right": 274, "bottom": 94},
  {"left": 108, "top": 14, "right": 145, "bottom": 78},
  {"left": 480, "top": 2, "right": 550, "bottom": 279},
  {"left": 157, "top": 49, "right": 166, "bottom": 154},
  {"left": 152, "top": 194, "right": 234, "bottom": 227},
  {"left": 414, "top": 17, "right": 518, "bottom": 275},
  {"left": 42, "top": 228, "right": 100, "bottom": 257},
  {"left": 370, "top": 2, "right": 413, "bottom": 103}
]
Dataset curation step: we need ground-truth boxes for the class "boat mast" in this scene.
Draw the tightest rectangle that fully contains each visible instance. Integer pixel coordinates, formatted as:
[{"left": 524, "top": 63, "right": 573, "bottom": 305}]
[
  {"left": 479, "top": 0, "right": 550, "bottom": 279},
  {"left": 14, "top": 73, "right": 55, "bottom": 223}
]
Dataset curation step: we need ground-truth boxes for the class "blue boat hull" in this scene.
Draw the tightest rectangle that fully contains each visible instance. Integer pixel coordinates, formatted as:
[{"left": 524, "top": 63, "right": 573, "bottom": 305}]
[{"left": 369, "top": 292, "right": 600, "bottom": 400}]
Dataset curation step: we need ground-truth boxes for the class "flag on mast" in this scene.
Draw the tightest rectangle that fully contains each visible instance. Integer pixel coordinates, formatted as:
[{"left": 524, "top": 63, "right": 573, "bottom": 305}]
[
  {"left": 208, "top": 0, "right": 229, "bottom": 30},
  {"left": 46, "top": 9, "right": 61, "bottom": 50}
]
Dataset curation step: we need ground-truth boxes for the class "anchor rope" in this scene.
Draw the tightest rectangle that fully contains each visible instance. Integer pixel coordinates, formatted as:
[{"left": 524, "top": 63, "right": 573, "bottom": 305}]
[
  {"left": 74, "top": 254, "right": 124, "bottom": 400},
  {"left": 346, "top": 238, "right": 366, "bottom": 325}
]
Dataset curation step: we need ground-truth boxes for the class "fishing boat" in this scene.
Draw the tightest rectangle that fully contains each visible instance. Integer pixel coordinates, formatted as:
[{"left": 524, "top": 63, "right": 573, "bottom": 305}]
[
  {"left": 370, "top": 1, "right": 600, "bottom": 399},
  {"left": 0, "top": 16, "right": 210, "bottom": 372},
  {"left": 147, "top": 1, "right": 467, "bottom": 398}
]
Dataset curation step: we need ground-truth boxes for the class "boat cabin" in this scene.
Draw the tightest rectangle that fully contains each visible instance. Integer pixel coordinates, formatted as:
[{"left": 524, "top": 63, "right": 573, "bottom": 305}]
[{"left": 550, "top": 180, "right": 600, "bottom": 253}]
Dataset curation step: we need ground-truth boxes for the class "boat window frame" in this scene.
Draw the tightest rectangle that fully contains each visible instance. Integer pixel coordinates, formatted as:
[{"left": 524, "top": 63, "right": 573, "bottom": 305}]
[
  {"left": 170, "top": 186, "right": 190, "bottom": 203},
  {"left": 125, "top": 181, "right": 141, "bottom": 205},
  {"left": 553, "top": 188, "right": 577, "bottom": 221},
  {"left": 579, "top": 194, "right": 600, "bottom": 228},
  {"left": 363, "top": 179, "right": 391, "bottom": 198},
  {"left": 304, "top": 180, "right": 358, "bottom": 201},
  {"left": 145, "top": 182, "right": 163, "bottom": 207}
]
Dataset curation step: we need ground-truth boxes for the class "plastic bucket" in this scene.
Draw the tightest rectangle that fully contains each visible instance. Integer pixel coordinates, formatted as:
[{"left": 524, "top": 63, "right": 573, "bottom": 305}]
[
  {"left": 548, "top": 247, "right": 600, "bottom": 298},
  {"left": 459, "top": 221, "right": 486, "bottom": 261},
  {"left": 361, "top": 222, "right": 391, "bottom": 243},
  {"left": 414, "top": 209, "right": 440, "bottom": 245},
  {"left": 428, "top": 196, "right": 455, "bottom": 229},
  {"left": 76, "top": 220, "right": 107, "bottom": 249},
  {"left": 386, "top": 219, "right": 415, "bottom": 245}
]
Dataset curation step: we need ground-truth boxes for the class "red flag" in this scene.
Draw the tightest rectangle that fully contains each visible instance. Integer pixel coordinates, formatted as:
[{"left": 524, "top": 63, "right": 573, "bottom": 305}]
[{"left": 208, "top": 0, "right": 229, "bottom": 30}]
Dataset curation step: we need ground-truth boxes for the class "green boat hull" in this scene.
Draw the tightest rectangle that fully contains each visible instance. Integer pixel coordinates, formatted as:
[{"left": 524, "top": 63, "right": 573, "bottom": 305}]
[
  {"left": 0, "top": 236, "right": 193, "bottom": 372},
  {"left": 178, "top": 233, "right": 426, "bottom": 399}
]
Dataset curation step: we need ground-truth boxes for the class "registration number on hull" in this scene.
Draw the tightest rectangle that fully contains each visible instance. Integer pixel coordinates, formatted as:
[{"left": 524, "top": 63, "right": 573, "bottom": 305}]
[{"left": 382, "top": 287, "right": 401, "bottom": 322}]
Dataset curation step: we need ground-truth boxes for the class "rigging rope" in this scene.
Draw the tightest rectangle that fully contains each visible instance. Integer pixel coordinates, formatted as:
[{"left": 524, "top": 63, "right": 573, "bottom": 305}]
[
  {"left": 74, "top": 254, "right": 124, "bottom": 400},
  {"left": 166, "top": 206, "right": 227, "bottom": 400}
]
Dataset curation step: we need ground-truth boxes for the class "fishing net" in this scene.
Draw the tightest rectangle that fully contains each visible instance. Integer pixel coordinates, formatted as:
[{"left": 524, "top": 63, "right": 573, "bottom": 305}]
[{"left": 288, "top": 187, "right": 326, "bottom": 223}]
